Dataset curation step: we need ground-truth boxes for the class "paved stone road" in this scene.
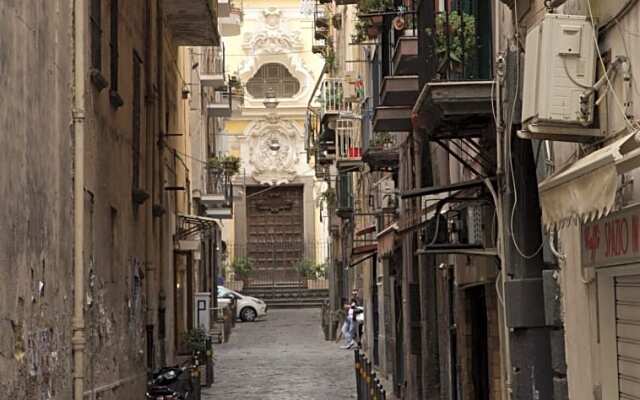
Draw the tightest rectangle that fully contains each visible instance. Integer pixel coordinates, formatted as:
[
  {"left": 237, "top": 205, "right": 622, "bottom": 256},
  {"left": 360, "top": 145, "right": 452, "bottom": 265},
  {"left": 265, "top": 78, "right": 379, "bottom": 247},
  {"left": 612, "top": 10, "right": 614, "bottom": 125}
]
[{"left": 203, "top": 308, "right": 356, "bottom": 400}]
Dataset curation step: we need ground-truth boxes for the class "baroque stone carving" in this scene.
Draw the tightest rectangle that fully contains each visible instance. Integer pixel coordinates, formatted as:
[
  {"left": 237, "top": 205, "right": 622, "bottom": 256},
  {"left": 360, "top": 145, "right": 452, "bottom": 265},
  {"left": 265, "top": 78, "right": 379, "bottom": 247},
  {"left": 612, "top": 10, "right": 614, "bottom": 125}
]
[
  {"left": 237, "top": 7, "right": 312, "bottom": 104},
  {"left": 246, "top": 118, "right": 302, "bottom": 185}
]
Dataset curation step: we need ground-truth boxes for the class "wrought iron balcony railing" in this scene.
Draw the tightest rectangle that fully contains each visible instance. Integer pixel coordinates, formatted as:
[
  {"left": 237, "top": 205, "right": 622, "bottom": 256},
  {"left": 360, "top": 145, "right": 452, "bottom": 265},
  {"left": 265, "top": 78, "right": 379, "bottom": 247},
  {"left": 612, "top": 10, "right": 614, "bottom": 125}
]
[
  {"left": 319, "top": 78, "right": 353, "bottom": 117},
  {"left": 427, "top": 0, "right": 493, "bottom": 82},
  {"left": 336, "top": 117, "right": 362, "bottom": 163},
  {"left": 200, "top": 45, "right": 225, "bottom": 88}
]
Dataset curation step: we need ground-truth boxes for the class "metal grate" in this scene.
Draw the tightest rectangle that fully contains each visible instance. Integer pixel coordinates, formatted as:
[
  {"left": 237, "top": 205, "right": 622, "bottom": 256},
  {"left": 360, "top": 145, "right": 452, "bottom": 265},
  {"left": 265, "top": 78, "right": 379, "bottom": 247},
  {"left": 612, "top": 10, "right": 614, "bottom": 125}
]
[{"left": 246, "top": 63, "right": 301, "bottom": 98}]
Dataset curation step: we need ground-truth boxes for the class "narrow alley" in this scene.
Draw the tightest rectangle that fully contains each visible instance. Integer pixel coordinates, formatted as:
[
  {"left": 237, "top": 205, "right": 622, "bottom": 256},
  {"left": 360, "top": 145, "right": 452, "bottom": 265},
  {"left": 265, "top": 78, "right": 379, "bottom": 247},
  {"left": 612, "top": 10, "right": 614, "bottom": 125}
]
[{"left": 204, "top": 309, "right": 356, "bottom": 400}]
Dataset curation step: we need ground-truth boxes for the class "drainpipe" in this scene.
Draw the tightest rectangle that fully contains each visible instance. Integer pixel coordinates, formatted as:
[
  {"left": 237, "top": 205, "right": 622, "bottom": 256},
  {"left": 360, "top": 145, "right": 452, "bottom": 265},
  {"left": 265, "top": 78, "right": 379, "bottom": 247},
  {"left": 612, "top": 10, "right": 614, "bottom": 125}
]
[{"left": 72, "top": 0, "right": 87, "bottom": 399}]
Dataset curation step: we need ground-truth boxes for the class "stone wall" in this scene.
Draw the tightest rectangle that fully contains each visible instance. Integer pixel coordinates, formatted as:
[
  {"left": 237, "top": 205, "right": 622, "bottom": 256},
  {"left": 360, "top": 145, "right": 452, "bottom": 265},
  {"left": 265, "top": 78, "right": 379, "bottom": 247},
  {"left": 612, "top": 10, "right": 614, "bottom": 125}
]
[{"left": 0, "top": 1, "right": 74, "bottom": 398}]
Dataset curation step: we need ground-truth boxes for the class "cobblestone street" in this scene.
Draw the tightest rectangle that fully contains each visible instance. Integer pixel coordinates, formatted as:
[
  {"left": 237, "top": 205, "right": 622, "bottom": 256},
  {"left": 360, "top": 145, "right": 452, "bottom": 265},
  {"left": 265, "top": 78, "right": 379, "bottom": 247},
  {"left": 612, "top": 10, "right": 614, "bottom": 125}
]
[{"left": 203, "top": 308, "right": 356, "bottom": 400}]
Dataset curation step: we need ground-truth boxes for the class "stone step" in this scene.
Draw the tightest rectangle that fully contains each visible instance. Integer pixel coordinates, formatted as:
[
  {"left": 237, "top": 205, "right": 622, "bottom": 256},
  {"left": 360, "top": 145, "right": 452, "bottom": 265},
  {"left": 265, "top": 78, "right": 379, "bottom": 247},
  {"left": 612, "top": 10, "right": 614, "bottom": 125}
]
[
  {"left": 266, "top": 300, "right": 325, "bottom": 309},
  {"left": 242, "top": 289, "right": 329, "bottom": 299}
]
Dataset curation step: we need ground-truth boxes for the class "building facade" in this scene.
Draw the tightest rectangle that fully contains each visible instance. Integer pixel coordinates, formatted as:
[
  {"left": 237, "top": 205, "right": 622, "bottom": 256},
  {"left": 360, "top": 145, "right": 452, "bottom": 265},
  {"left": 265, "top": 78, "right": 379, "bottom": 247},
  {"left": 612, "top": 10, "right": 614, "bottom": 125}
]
[
  {"left": 308, "top": 0, "right": 640, "bottom": 399},
  {"left": 0, "top": 1, "right": 222, "bottom": 398},
  {"left": 217, "top": 0, "right": 328, "bottom": 288}
]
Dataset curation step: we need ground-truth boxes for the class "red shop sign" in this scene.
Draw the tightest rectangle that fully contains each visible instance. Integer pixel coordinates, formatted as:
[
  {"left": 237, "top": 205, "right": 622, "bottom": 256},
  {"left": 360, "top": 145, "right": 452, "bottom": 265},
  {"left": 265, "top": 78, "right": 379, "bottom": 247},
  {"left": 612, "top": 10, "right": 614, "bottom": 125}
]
[{"left": 581, "top": 204, "right": 640, "bottom": 268}]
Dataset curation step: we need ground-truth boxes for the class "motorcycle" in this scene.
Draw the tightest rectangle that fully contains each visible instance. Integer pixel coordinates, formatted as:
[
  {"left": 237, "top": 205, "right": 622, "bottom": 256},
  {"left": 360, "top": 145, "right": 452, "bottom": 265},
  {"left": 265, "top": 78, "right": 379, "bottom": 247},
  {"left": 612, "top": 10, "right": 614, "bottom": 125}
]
[{"left": 146, "top": 356, "right": 200, "bottom": 400}]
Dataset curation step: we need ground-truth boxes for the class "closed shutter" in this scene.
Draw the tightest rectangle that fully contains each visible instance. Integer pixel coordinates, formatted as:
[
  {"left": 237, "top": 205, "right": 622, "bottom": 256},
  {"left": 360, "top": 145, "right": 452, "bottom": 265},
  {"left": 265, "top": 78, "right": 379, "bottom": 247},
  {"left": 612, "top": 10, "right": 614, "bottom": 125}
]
[{"left": 615, "top": 274, "right": 640, "bottom": 399}]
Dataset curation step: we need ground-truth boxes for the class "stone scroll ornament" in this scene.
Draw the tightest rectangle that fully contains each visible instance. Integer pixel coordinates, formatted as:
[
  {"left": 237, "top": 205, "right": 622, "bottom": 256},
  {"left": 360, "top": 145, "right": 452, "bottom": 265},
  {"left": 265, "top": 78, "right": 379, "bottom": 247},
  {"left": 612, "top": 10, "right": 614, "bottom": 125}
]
[{"left": 247, "top": 119, "right": 302, "bottom": 186}]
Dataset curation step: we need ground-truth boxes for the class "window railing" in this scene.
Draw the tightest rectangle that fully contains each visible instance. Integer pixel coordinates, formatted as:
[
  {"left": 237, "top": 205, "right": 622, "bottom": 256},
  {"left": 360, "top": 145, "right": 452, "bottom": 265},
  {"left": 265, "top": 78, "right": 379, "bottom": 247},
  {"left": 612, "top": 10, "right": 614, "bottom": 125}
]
[
  {"left": 206, "top": 169, "right": 233, "bottom": 205},
  {"left": 427, "top": 0, "right": 493, "bottom": 81},
  {"left": 336, "top": 118, "right": 362, "bottom": 162},
  {"left": 203, "top": 86, "right": 231, "bottom": 107},
  {"left": 202, "top": 45, "right": 225, "bottom": 76},
  {"left": 319, "top": 78, "right": 353, "bottom": 116}
]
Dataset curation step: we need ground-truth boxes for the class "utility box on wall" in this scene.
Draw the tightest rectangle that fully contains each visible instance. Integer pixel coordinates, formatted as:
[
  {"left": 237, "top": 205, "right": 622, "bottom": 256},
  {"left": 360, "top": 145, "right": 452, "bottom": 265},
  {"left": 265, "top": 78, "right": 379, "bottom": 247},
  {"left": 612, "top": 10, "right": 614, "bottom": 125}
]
[
  {"left": 521, "top": 14, "right": 600, "bottom": 141},
  {"left": 195, "top": 292, "right": 212, "bottom": 330}
]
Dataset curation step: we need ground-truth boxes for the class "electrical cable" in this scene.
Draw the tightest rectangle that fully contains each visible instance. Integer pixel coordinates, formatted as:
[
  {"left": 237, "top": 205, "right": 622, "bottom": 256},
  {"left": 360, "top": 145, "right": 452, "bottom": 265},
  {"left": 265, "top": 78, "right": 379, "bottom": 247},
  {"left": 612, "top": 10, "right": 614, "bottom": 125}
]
[
  {"left": 586, "top": 0, "right": 638, "bottom": 132},
  {"left": 507, "top": 0, "right": 545, "bottom": 260}
]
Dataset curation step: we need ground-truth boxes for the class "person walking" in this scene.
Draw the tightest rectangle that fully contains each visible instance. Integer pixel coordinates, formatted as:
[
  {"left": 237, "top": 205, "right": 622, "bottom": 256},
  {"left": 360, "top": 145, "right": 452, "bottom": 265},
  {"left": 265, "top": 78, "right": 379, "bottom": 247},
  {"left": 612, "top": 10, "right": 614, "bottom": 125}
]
[{"left": 340, "top": 297, "right": 358, "bottom": 349}]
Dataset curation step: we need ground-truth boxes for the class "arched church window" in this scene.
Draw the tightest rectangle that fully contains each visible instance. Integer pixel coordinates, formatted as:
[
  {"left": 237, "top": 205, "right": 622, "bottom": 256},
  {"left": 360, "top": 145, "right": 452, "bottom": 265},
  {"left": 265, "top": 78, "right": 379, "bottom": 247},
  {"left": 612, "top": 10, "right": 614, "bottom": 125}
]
[{"left": 246, "top": 63, "right": 301, "bottom": 98}]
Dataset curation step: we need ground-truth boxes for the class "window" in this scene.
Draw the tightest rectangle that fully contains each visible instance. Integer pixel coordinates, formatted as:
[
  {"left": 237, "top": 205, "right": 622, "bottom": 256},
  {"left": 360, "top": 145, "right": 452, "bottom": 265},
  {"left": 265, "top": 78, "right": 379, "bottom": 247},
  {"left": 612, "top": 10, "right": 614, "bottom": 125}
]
[
  {"left": 246, "top": 63, "right": 301, "bottom": 98},
  {"left": 132, "top": 51, "right": 142, "bottom": 190},
  {"left": 109, "top": 0, "right": 123, "bottom": 107},
  {"left": 90, "top": 0, "right": 101, "bottom": 71},
  {"left": 88, "top": 0, "right": 110, "bottom": 90}
]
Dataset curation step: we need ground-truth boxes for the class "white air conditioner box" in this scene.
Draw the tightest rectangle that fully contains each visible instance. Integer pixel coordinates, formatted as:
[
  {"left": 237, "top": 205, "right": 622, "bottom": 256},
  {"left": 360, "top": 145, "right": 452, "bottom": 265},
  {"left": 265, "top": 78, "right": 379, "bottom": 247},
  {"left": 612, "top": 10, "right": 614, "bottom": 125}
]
[{"left": 521, "top": 14, "right": 600, "bottom": 141}]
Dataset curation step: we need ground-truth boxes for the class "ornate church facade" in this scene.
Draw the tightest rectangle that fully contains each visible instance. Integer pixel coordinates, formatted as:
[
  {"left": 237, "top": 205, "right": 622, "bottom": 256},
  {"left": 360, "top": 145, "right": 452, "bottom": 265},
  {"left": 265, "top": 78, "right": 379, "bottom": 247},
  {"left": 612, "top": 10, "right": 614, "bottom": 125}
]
[{"left": 220, "top": 2, "right": 327, "bottom": 280}]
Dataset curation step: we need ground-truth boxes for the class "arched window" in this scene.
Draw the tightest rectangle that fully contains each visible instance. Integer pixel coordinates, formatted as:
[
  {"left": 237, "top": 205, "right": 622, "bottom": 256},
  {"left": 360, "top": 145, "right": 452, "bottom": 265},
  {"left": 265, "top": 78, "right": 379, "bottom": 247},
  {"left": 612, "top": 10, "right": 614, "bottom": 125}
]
[{"left": 246, "top": 63, "right": 301, "bottom": 98}]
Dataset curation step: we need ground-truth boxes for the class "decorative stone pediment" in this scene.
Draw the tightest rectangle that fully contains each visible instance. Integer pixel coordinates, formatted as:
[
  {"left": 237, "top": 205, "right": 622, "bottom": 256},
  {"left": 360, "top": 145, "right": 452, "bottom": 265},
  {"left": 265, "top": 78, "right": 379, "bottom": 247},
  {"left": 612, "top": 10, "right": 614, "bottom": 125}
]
[
  {"left": 242, "top": 8, "right": 304, "bottom": 54},
  {"left": 237, "top": 7, "right": 313, "bottom": 108},
  {"left": 245, "top": 117, "right": 303, "bottom": 185}
]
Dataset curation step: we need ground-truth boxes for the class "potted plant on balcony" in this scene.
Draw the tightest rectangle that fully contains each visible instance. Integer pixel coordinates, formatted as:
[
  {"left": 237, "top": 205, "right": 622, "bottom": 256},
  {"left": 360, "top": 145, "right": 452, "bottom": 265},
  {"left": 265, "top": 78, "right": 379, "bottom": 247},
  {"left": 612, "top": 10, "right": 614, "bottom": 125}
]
[
  {"left": 358, "top": 0, "right": 392, "bottom": 28},
  {"left": 369, "top": 132, "right": 394, "bottom": 150},
  {"left": 221, "top": 155, "right": 241, "bottom": 176},
  {"left": 319, "top": 187, "right": 337, "bottom": 208},
  {"left": 433, "top": 11, "right": 477, "bottom": 76},
  {"left": 207, "top": 157, "right": 224, "bottom": 174},
  {"left": 352, "top": 18, "right": 370, "bottom": 43},
  {"left": 232, "top": 257, "right": 254, "bottom": 288},
  {"left": 324, "top": 45, "right": 336, "bottom": 74}
]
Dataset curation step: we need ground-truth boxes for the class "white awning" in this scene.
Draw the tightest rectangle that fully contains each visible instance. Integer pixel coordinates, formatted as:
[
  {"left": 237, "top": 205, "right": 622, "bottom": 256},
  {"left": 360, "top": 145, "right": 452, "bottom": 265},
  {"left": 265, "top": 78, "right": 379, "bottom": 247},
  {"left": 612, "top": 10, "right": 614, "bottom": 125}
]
[{"left": 539, "top": 132, "right": 640, "bottom": 230}]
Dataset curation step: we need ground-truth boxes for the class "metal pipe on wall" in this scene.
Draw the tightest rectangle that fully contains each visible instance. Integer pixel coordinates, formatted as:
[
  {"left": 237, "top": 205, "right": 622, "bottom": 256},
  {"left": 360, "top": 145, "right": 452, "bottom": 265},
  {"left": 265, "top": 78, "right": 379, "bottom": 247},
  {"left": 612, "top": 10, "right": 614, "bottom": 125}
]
[{"left": 72, "top": 0, "right": 87, "bottom": 398}]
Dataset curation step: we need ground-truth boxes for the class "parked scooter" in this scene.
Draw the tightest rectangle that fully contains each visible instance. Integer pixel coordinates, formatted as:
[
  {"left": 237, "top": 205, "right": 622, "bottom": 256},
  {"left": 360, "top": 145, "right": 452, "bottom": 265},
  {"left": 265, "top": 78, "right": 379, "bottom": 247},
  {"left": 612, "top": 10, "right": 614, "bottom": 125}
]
[{"left": 146, "top": 354, "right": 201, "bottom": 400}]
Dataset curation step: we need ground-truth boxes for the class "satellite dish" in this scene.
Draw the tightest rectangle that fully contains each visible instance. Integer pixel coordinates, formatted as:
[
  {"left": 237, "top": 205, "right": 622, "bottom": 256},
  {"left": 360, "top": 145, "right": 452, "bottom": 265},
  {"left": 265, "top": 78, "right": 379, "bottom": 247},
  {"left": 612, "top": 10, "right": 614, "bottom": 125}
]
[{"left": 392, "top": 16, "right": 405, "bottom": 31}]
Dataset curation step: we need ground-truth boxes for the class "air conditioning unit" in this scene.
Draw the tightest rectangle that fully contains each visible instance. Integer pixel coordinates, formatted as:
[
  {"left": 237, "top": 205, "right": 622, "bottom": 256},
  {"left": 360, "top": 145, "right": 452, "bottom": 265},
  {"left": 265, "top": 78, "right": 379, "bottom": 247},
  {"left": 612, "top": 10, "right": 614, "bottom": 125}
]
[{"left": 521, "top": 14, "right": 600, "bottom": 141}]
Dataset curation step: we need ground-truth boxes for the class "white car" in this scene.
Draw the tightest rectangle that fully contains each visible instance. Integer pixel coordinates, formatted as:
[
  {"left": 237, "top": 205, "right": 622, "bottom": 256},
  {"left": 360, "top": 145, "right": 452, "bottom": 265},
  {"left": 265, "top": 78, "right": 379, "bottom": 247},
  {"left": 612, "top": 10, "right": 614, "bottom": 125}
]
[{"left": 217, "top": 286, "right": 267, "bottom": 322}]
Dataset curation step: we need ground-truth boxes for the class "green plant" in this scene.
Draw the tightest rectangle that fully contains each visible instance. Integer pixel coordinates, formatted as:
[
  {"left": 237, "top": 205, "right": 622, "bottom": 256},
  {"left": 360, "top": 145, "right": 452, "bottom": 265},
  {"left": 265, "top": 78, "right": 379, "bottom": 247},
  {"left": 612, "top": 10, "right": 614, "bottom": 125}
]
[
  {"left": 433, "top": 11, "right": 477, "bottom": 71},
  {"left": 183, "top": 327, "right": 207, "bottom": 354},
  {"left": 209, "top": 155, "right": 241, "bottom": 176},
  {"left": 232, "top": 257, "right": 254, "bottom": 281},
  {"left": 294, "top": 259, "right": 316, "bottom": 279},
  {"left": 221, "top": 155, "right": 241, "bottom": 175},
  {"left": 352, "top": 18, "right": 371, "bottom": 43},
  {"left": 207, "top": 156, "right": 223, "bottom": 172},
  {"left": 358, "top": 0, "right": 392, "bottom": 13},
  {"left": 324, "top": 46, "right": 336, "bottom": 73},
  {"left": 319, "top": 187, "right": 337, "bottom": 208},
  {"left": 369, "top": 132, "right": 394, "bottom": 148},
  {"left": 313, "top": 262, "right": 327, "bottom": 279}
]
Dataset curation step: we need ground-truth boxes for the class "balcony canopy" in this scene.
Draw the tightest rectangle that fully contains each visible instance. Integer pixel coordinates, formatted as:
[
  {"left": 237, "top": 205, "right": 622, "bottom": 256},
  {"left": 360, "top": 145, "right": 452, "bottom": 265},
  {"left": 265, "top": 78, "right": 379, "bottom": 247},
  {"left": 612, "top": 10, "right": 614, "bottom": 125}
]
[
  {"left": 539, "top": 132, "right": 640, "bottom": 230},
  {"left": 162, "top": 0, "right": 220, "bottom": 46}
]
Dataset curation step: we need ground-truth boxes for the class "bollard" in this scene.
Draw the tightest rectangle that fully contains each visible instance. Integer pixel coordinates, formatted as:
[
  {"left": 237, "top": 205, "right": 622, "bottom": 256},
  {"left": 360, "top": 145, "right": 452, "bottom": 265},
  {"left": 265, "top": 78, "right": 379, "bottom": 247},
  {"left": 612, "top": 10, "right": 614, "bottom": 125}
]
[{"left": 355, "top": 350, "right": 362, "bottom": 399}]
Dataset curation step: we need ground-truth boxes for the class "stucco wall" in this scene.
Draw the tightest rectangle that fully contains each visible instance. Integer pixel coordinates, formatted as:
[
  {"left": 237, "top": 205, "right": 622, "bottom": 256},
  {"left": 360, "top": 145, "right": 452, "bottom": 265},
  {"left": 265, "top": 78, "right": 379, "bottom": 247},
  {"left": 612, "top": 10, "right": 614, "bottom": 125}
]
[{"left": 0, "top": 1, "right": 74, "bottom": 397}]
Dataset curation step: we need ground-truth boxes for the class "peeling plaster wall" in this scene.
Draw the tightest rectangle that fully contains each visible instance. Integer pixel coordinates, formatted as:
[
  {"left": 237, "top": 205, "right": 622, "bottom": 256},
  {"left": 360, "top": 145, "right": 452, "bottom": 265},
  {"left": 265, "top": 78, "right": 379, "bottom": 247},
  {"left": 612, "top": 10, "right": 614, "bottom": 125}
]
[{"left": 0, "top": 1, "right": 74, "bottom": 398}]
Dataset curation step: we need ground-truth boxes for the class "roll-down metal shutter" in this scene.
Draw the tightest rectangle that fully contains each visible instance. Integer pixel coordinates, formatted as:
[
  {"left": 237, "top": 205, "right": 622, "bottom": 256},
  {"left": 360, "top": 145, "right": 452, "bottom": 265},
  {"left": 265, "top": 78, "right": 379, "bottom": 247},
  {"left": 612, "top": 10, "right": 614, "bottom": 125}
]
[{"left": 615, "top": 274, "right": 640, "bottom": 399}]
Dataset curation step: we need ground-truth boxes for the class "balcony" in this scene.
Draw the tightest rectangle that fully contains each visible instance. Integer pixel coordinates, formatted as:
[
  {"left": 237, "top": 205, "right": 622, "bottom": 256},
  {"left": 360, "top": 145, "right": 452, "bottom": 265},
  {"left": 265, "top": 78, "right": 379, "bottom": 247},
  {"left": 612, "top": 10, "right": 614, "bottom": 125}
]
[
  {"left": 319, "top": 78, "right": 353, "bottom": 119},
  {"left": 414, "top": 1, "right": 494, "bottom": 137},
  {"left": 206, "top": 86, "right": 232, "bottom": 117},
  {"left": 336, "top": 117, "right": 363, "bottom": 169},
  {"left": 393, "top": 35, "right": 419, "bottom": 76},
  {"left": 363, "top": 132, "right": 401, "bottom": 170},
  {"left": 200, "top": 45, "right": 225, "bottom": 89},
  {"left": 373, "top": 106, "right": 412, "bottom": 132},
  {"left": 380, "top": 75, "right": 419, "bottom": 107},
  {"left": 161, "top": 0, "right": 219, "bottom": 45},
  {"left": 201, "top": 170, "right": 233, "bottom": 219},
  {"left": 219, "top": 7, "right": 242, "bottom": 37}
]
